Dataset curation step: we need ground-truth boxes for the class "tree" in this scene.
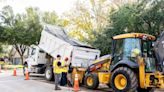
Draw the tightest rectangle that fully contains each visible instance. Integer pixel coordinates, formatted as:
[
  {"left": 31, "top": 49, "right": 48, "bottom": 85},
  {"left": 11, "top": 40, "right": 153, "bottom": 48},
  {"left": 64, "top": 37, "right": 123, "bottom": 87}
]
[
  {"left": 92, "top": 0, "right": 164, "bottom": 55},
  {"left": 64, "top": 0, "right": 111, "bottom": 42},
  {"left": 0, "top": 6, "right": 42, "bottom": 64},
  {"left": 41, "top": 11, "right": 69, "bottom": 27},
  {"left": 42, "top": 11, "right": 58, "bottom": 25}
]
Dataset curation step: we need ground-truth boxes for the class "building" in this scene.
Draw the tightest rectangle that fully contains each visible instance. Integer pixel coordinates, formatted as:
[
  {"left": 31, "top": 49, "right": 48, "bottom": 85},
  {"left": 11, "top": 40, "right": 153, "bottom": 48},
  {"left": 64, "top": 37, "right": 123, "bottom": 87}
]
[{"left": 9, "top": 46, "right": 29, "bottom": 65}]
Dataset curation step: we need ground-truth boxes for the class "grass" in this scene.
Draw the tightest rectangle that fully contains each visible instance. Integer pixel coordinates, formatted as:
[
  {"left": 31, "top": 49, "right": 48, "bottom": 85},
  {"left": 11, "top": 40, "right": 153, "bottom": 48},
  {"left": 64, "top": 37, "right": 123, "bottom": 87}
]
[{"left": 1, "top": 64, "right": 24, "bottom": 69}]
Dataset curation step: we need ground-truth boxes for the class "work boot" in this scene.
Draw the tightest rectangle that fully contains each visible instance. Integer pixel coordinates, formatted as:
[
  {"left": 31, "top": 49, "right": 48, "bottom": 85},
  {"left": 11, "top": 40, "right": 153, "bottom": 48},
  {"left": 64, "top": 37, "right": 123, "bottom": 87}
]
[
  {"left": 55, "top": 85, "right": 61, "bottom": 90},
  {"left": 68, "top": 81, "right": 73, "bottom": 87}
]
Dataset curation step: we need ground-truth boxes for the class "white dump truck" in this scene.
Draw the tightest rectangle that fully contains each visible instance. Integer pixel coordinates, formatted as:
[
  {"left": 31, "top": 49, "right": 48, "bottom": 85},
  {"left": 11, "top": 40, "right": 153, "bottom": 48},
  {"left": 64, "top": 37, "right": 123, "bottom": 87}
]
[{"left": 25, "top": 25, "right": 100, "bottom": 81}]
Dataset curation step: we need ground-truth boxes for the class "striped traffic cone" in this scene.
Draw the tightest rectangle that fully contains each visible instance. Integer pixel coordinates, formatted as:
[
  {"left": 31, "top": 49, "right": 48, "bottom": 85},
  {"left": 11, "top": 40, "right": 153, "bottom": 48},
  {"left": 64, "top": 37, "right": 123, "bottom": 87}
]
[{"left": 73, "top": 73, "right": 79, "bottom": 92}]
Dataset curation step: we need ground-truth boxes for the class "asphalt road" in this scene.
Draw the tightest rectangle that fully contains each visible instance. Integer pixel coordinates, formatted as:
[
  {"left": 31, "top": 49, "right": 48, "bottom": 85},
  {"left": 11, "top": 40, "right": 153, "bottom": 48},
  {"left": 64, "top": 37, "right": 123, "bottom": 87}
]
[
  {"left": 0, "top": 69, "right": 112, "bottom": 92},
  {"left": 0, "top": 69, "right": 163, "bottom": 92}
]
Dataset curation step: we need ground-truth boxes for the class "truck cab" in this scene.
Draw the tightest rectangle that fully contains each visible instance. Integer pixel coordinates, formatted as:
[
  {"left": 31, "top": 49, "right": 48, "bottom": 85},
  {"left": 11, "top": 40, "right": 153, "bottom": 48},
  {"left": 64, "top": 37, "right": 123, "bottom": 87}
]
[{"left": 25, "top": 46, "right": 49, "bottom": 74}]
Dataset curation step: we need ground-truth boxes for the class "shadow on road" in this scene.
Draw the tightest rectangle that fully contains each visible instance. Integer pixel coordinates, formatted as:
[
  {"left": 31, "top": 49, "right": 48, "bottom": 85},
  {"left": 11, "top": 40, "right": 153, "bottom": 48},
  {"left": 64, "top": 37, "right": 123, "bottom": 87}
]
[{"left": 29, "top": 73, "right": 113, "bottom": 92}]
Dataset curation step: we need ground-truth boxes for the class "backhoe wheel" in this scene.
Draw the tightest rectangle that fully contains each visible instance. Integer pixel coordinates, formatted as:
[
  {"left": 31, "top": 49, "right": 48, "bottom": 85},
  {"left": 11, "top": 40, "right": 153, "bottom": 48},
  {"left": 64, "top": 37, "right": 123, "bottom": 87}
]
[
  {"left": 111, "top": 67, "right": 138, "bottom": 92},
  {"left": 84, "top": 73, "right": 99, "bottom": 89}
]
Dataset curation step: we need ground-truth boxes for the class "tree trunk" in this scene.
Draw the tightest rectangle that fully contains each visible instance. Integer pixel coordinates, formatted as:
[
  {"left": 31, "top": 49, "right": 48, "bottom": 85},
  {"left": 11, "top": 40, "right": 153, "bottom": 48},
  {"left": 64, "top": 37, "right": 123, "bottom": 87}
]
[
  {"left": 14, "top": 44, "right": 27, "bottom": 65},
  {"left": 20, "top": 55, "right": 24, "bottom": 65}
]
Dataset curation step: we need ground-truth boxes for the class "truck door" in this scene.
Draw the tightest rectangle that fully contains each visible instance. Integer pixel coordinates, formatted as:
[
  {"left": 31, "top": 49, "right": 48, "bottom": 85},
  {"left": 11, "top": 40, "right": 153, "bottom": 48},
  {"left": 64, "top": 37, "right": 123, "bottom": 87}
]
[{"left": 37, "top": 50, "right": 47, "bottom": 64}]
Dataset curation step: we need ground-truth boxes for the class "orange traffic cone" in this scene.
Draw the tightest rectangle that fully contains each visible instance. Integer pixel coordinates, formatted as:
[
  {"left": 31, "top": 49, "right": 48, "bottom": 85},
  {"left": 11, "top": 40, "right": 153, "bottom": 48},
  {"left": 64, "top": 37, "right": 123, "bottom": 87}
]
[
  {"left": 25, "top": 68, "right": 29, "bottom": 80},
  {"left": 13, "top": 68, "right": 17, "bottom": 76},
  {"left": 73, "top": 73, "right": 79, "bottom": 92}
]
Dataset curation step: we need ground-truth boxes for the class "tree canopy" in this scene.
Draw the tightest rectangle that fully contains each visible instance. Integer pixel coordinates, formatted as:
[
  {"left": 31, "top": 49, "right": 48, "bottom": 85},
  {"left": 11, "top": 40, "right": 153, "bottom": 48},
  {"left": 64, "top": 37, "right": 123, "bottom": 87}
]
[
  {"left": 0, "top": 6, "right": 43, "bottom": 64},
  {"left": 0, "top": 5, "right": 64, "bottom": 64},
  {"left": 0, "top": 0, "right": 164, "bottom": 59},
  {"left": 92, "top": 0, "right": 164, "bottom": 55},
  {"left": 64, "top": 0, "right": 111, "bottom": 42},
  {"left": 0, "top": 6, "right": 42, "bottom": 45}
]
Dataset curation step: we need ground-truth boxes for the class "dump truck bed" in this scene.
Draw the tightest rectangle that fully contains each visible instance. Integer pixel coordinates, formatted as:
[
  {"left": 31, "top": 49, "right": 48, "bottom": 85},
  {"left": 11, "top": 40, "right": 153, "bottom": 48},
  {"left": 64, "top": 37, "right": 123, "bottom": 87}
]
[{"left": 38, "top": 25, "right": 100, "bottom": 67}]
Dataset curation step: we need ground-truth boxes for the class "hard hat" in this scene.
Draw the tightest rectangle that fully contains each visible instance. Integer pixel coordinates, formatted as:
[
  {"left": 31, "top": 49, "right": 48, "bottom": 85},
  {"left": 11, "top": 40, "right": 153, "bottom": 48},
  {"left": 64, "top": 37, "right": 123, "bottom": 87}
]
[
  {"left": 131, "top": 48, "right": 141, "bottom": 57},
  {"left": 65, "top": 57, "right": 69, "bottom": 61}
]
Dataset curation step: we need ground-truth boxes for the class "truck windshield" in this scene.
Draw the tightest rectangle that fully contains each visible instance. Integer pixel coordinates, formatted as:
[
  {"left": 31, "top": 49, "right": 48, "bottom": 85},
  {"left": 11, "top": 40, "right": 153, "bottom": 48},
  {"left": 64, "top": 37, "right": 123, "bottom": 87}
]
[{"left": 123, "top": 38, "right": 141, "bottom": 58}]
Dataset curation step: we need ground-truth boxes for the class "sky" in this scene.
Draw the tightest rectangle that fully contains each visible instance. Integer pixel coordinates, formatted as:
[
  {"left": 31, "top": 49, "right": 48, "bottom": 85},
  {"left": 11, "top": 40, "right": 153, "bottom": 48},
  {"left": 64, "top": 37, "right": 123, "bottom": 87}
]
[{"left": 0, "top": 0, "right": 77, "bottom": 15}]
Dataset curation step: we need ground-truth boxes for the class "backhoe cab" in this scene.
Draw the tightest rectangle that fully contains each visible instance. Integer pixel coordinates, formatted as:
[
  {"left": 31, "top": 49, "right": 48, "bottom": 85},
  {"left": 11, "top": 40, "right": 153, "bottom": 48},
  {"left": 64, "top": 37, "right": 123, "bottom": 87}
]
[{"left": 85, "top": 33, "right": 164, "bottom": 92}]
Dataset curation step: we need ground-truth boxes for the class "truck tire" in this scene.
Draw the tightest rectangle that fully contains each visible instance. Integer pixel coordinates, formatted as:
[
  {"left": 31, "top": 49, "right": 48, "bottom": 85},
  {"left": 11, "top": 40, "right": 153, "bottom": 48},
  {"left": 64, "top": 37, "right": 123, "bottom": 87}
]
[
  {"left": 45, "top": 67, "right": 54, "bottom": 81},
  {"left": 111, "top": 67, "right": 138, "bottom": 92},
  {"left": 84, "top": 73, "right": 99, "bottom": 89}
]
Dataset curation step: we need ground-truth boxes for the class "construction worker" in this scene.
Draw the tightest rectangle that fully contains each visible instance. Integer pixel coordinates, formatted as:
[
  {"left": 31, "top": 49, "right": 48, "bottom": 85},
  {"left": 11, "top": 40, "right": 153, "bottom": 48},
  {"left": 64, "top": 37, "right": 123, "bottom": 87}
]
[
  {"left": 67, "top": 62, "right": 73, "bottom": 87},
  {"left": 53, "top": 55, "right": 62, "bottom": 90},
  {"left": 60, "top": 57, "right": 69, "bottom": 86},
  {"left": 131, "top": 48, "right": 141, "bottom": 57}
]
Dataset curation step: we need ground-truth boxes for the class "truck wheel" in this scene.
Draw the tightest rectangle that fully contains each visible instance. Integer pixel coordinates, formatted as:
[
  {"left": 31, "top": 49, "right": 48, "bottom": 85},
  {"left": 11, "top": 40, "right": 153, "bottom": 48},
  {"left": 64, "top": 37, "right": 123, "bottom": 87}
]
[
  {"left": 84, "top": 73, "right": 99, "bottom": 89},
  {"left": 45, "top": 67, "right": 54, "bottom": 81},
  {"left": 111, "top": 67, "right": 138, "bottom": 92}
]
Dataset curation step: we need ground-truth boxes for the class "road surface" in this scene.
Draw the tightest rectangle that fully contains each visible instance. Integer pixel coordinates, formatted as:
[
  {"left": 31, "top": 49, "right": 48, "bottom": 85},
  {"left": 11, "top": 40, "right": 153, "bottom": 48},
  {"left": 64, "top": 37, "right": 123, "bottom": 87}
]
[
  {"left": 0, "top": 69, "right": 112, "bottom": 92},
  {"left": 0, "top": 69, "right": 163, "bottom": 92}
]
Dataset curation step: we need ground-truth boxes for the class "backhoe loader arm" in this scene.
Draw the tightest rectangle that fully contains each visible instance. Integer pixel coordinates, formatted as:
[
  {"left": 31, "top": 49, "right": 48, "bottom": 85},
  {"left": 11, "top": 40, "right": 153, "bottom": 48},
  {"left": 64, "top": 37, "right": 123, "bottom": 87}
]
[{"left": 86, "top": 56, "right": 111, "bottom": 73}]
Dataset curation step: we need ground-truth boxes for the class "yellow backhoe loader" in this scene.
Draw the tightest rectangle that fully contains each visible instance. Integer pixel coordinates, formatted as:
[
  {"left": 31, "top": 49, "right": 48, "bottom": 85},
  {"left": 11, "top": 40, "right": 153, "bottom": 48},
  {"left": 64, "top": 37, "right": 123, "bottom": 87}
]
[{"left": 82, "top": 33, "right": 164, "bottom": 92}]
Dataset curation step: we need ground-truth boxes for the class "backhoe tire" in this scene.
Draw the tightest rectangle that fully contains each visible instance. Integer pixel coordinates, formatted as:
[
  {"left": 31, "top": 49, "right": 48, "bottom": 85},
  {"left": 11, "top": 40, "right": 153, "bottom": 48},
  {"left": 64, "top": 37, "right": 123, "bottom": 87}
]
[
  {"left": 111, "top": 67, "right": 138, "bottom": 92},
  {"left": 45, "top": 67, "right": 54, "bottom": 81},
  {"left": 84, "top": 73, "right": 99, "bottom": 89}
]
